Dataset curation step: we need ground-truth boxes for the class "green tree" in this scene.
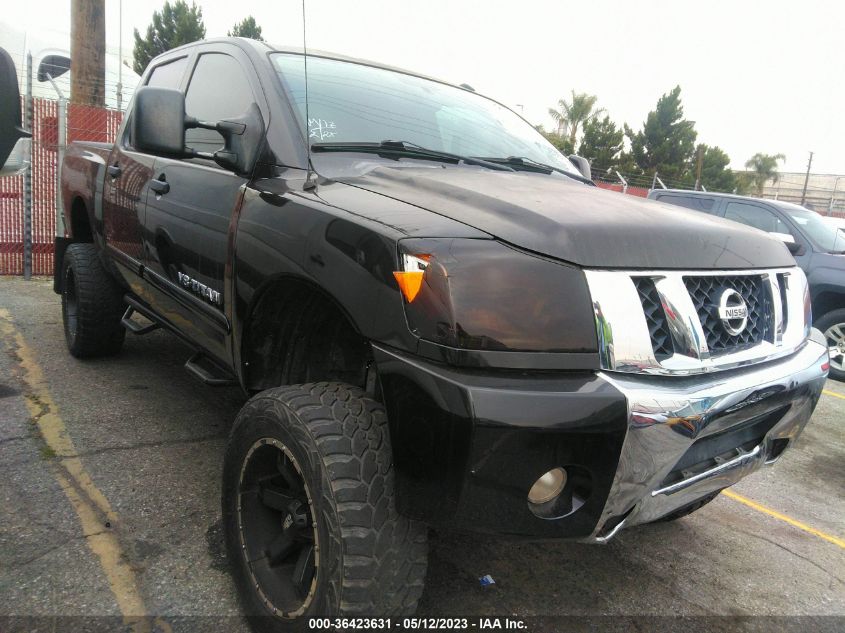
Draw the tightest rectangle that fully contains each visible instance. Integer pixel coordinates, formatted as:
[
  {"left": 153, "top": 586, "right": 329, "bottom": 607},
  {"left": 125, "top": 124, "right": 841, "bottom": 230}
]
[
  {"left": 743, "top": 152, "right": 786, "bottom": 196},
  {"left": 548, "top": 91, "right": 604, "bottom": 152},
  {"left": 133, "top": 1, "right": 206, "bottom": 75},
  {"left": 695, "top": 144, "right": 736, "bottom": 192},
  {"left": 626, "top": 85, "right": 697, "bottom": 182},
  {"left": 733, "top": 172, "right": 753, "bottom": 195},
  {"left": 228, "top": 16, "right": 264, "bottom": 41},
  {"left": 536, "top": 125, "right": 574, "bottom": 155},
  {"left": 578, "top": 115, "right": 625, "bottom": 170}
]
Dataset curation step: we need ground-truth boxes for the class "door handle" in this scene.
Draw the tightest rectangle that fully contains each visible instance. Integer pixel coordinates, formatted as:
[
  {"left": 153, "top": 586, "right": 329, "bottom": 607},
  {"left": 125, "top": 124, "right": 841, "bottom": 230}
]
[
  {"left": 150, "top": 176, "right": 170, "bottom": 195},
  {"left": 107, "top": 164, "right": 121, "bottom": 178}
]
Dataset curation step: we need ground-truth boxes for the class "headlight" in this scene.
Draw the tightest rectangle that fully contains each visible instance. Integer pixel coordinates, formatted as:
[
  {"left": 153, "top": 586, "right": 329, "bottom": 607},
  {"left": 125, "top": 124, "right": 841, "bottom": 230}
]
[{"left": 393, "top": 238, "right": 597, "bottom": 352}]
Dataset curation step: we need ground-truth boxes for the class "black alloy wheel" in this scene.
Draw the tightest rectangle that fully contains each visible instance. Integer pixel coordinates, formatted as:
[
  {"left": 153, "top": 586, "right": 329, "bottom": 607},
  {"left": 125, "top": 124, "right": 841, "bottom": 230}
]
[{"left": 237, "top": 437, "right": 319, "bottom": 617}]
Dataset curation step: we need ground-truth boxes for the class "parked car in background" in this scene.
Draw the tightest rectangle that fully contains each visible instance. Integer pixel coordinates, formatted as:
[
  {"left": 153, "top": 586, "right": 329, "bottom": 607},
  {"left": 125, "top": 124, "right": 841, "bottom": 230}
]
[{"left": 649, "top": 189, "right": 845, "bottom": 380}]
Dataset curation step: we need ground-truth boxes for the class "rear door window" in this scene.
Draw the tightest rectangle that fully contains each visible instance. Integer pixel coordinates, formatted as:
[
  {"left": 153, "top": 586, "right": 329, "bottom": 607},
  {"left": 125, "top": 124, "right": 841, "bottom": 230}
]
[
  {"left": 127, "top": 57, "right": 188, "bottom": 149},
  {"left": 655, "top": 194, "right": 717, "bottom": 214},
  {"left": 146, "top": 57, "right": 188, "bottom": 89}
]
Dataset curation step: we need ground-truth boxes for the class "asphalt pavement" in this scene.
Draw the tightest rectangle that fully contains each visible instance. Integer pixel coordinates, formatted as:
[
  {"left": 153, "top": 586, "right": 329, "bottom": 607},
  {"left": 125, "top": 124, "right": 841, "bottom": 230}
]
[{"left": 0, "top": 276, "right": 843, "bottom": 633}]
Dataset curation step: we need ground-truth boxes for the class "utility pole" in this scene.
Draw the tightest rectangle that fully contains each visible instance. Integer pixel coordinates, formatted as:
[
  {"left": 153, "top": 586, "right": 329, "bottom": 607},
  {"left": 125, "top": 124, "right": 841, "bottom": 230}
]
[
  {"left": 800, "top": 151, "right": 814, "bottom": 206},
  {"left": 70, "top": 0, "right": 106, "bottom": 106},
  {"left": 116, "top": 0, "right": 123, "bottom": 111},
  {"left": 694, "top": 145, "right": 704, "bottom": 191}
]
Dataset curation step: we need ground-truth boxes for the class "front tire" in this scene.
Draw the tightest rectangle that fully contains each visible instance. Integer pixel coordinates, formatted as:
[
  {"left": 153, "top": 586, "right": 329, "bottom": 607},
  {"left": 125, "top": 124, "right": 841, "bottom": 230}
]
[
  {"left": 816, "top": 308, "right": 845, "bottom": 382},
  {"left": 222, "top": 383, "right": 428, "bottom": 632},
  {"left": 61, "top": 243, "right": 126, "bottom": 358}
]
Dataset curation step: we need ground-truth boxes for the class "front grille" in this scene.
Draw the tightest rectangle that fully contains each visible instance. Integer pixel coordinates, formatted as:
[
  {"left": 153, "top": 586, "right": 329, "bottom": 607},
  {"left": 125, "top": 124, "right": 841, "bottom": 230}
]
[
  {"left": 633, "top": 277, "right": 674, "bottom": 360},
  {"left": 684, "top": 275, "right": 773, "bottom": 355},
  {"left": 587, "top": 267, "right": 804, "bottom": 375}
]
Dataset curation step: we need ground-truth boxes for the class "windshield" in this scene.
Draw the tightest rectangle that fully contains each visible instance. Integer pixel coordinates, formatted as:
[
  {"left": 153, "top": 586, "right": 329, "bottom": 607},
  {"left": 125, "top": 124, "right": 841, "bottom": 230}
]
[
  {"left": 271, "top": 53, "right": 579, "bottom": 175},
  {"left": 782, "top": 207, "right": 844, "bottom": 253}
]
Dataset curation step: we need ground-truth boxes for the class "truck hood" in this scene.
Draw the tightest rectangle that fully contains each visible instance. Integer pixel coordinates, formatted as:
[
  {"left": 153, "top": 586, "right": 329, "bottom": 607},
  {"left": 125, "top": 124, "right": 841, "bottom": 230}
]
[{"left": 331, "top": 164, "right": 795, "bottom": 270}]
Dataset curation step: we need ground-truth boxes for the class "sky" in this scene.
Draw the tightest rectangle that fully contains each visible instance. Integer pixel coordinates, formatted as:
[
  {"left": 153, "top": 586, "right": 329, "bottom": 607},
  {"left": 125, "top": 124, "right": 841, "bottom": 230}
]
[{"left": 3, "top": 0, "right": 844, "bottom": 175}]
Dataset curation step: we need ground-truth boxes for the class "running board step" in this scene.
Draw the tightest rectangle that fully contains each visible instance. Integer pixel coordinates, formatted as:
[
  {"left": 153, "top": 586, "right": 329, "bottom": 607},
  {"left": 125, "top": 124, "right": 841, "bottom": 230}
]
[
  {"left": 184, "top": 352, "right": 234, "bottom": 386},
  {"left": 121, "top": 304, "right": 161, "bottom": 335}
]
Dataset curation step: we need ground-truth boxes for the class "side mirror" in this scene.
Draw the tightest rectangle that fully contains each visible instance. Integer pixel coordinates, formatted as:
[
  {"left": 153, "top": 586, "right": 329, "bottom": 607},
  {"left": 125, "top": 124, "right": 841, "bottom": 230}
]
[
  {"left": 770, "top": 232, "right": 803, "bottom": 256},
  {"left": 132, "top": 86, "right": 264, "bottom": 175},
  {"left": 37, "top": 54, "right": 71, "bottom": 82},
  {"left": 785, "top": 241, "right": 803, "bottom": 256},
  {"left": 0, "top": 46, "right": 32, "bottom": 172},
  {"left": 132, "top": 87, "right": 187, "bottom": 155},
  {"left": 211, "top": 102, "right": 265, "bottom": 174},
  {"left": 568, "top": 154, "right": 592, "bottom": 180}
]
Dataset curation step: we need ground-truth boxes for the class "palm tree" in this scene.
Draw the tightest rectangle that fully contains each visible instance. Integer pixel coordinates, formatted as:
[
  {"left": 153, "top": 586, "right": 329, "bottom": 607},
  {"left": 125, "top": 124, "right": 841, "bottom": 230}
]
[
  {"left": 744, "top": 152, "right": 786, "bottom": 196},
  {"left": 548, "top": 91, "right": 604, "bottom": 151}
]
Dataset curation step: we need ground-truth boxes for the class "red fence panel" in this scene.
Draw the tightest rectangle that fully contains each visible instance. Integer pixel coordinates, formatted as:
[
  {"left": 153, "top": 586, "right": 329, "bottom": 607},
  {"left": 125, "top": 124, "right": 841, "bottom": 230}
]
[
  {"left": 595, "top": 182, "right": 651, "bottom": 198},
  {"left": 0, "top": 97, "right": 123, "bottom": 275},
  {"left": 0, "top": 175, "right": 24, "bottom": 275},
  {"left": 32, "top": 98, "right": 58, "bottom": 275}
]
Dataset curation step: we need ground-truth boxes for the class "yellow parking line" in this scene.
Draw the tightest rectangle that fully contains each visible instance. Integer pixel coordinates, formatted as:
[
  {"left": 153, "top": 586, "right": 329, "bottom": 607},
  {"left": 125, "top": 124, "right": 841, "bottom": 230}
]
[
  {"left": 54, "top": 470, "right": 147, "bottom": 616},
  {"left": 722, "top": 489, "right": 845, "bottom": 549},
  {"left": 822, "top": 389, "right": 845, "bottom": 400},
  {"left": 0, "top": 309, "right": 150, "bottom": 627}
]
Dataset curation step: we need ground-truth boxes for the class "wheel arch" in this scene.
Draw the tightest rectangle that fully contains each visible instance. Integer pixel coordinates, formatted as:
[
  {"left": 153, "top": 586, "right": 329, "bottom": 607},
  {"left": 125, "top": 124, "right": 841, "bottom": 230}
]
[
  {"left": 68, "top": 196, "right": 94, "bottom": 242},
  {"left": 812, "top": 289, "right": 845, "bottom": 323},
  {"left": 239, "top": 274, "right": 373, "bottom": 393},
  {"left": 53, "top": 196, "right": 96, "bottom": 294}
]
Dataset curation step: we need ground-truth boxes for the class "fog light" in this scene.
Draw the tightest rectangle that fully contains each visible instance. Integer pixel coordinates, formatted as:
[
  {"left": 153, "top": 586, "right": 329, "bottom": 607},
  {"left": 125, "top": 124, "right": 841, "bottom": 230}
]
[{"left": 528, "top": 467, "right": 567, "bottom": 505}]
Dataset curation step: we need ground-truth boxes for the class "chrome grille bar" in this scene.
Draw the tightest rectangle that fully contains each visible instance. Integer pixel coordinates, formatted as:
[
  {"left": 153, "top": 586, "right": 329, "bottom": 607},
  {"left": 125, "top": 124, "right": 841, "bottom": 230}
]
[{"left": 585, "top": 267, "right": 810, "bottom": 376}]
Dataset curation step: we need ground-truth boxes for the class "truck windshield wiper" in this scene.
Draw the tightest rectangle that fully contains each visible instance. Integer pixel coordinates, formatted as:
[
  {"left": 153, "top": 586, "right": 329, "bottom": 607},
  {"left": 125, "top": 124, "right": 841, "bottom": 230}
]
[
  {"left": 476, "top": 156, "right": 594, "bottom": 185},
  {"left": 311, "top": 141, "right": 514, "bottom": 172}
]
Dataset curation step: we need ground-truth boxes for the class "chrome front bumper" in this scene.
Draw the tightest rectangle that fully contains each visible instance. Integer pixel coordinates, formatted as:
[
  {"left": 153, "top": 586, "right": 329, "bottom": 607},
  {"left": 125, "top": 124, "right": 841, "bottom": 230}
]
[{"left": 585, "top": 331, "right": 829, "bottom": 542}]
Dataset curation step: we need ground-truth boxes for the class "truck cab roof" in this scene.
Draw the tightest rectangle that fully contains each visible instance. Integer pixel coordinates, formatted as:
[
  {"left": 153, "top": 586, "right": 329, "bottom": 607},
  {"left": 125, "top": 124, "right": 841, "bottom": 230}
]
[{"left": 157, "top": 36, "right": 471, "bottom": 95}]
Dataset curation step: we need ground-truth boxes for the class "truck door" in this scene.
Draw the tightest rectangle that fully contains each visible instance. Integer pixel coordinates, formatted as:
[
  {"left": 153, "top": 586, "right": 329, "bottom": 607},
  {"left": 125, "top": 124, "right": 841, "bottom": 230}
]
[
  {"left": 102, "top": 56, "right": 188, "bottom": 292},
  {"left": 142, "top": 49, "right": 262, "bottom": 365}
]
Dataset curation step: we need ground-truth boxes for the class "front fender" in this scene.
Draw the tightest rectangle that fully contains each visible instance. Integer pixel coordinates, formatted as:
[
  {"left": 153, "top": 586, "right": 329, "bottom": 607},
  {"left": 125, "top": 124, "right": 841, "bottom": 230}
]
[{"left": 232, "top": 179, "right": 417, "bottom": 386}]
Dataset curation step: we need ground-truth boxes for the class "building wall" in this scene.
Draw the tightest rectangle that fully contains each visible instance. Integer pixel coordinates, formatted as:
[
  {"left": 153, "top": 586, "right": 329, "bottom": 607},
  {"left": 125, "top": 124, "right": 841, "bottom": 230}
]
[{"left": 762, "top": 172, "right": 845, "bottom": 216}]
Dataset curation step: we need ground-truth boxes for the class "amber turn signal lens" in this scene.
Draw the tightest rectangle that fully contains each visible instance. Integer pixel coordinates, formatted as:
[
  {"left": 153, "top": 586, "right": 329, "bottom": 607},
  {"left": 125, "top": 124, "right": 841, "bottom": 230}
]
[{"left": 393, "top": 271, "right": 425, "bottom": 302}]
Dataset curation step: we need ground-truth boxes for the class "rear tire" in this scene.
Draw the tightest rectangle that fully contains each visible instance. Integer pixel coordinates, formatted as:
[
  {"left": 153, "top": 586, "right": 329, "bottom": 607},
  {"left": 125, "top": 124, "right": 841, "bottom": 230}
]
[
  {"left": 61, "top": 243, "right": 126, "bottom": 358},
  {"left": 815, "top": 308, "right": 845, "bottom": 382},
  {"left": 222, "top": 382, "right": 428, "bottom": 632}
]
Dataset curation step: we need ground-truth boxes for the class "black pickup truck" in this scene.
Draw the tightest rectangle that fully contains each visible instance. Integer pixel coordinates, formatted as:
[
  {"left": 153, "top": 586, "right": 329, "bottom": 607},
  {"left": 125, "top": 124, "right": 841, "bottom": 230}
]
[{"left": 42, "top": 38, "right": 829, "bottom": 628}]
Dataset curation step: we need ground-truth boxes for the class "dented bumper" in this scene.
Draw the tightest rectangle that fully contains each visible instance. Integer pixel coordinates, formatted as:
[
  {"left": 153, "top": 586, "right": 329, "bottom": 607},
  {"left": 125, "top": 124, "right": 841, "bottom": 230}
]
[
  {"left": 375, "top": 332, "right": 828, "bottom": 540},
  {"left": 587, "top": 331, "right": 828, "bottom": 541}
]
